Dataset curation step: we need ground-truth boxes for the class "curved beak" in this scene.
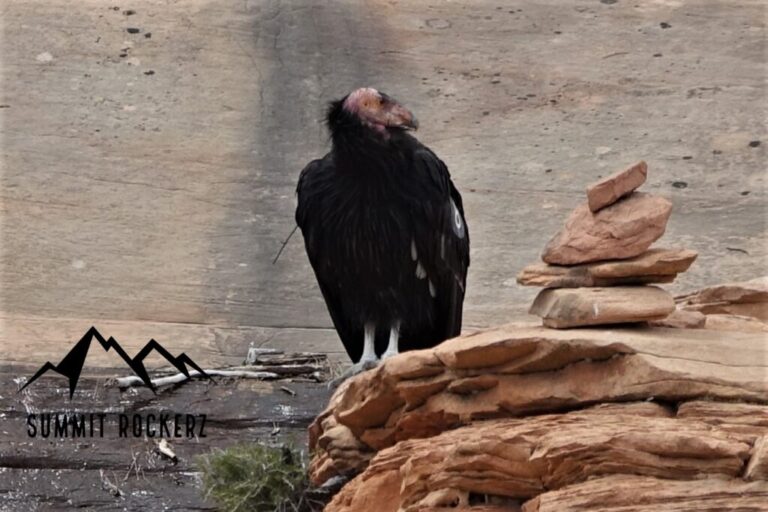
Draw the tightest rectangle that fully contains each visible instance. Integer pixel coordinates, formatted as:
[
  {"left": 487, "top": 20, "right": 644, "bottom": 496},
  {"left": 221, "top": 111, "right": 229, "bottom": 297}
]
[
  {"left": 404, "top": 113, "right": 419, "bottom": 131},
  {"left": 383, "top": 99, "right": 419, "bottom": 131}
]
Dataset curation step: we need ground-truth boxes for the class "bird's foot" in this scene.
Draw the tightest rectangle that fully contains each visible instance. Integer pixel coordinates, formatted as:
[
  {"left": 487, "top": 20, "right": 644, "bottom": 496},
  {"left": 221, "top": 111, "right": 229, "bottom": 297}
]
[
  {"left": 381, "top": 350, "right": 399, "bottom": 360},
  {"left": 328, "top": 359, "right": 379, "bottom": 389}
]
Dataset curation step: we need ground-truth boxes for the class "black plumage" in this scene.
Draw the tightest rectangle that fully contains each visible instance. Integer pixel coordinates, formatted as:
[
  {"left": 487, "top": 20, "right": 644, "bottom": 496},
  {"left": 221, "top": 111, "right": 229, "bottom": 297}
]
[{"left": 295, "top": 88, "right": 469, "bottom": 363}]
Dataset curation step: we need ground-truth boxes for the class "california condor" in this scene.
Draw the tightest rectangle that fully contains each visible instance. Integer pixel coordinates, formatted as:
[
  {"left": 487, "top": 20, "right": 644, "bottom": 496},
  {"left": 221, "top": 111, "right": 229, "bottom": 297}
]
[{"left": 296, "top": 87, "right": 469, "bottom": 378}]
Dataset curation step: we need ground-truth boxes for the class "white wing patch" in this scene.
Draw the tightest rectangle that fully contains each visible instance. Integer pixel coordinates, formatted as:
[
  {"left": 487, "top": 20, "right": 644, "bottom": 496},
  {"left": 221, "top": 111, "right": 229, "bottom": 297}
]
[
  {"left": 416, "top": 261, "right": 427, "bottom": 279},
  {"left": 411, "top": 239, "right": 418, "bottom": 261},
  {"left": 428, "top": 279, "right": 436, "bottom": 298},
  {"left": 450, "top": 198, "right": 465, "bottom": 239}
]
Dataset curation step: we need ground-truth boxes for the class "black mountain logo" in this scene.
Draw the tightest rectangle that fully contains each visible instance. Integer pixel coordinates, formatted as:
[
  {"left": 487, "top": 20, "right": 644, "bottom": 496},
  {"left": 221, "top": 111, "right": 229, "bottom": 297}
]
[{"left": 19, "top": 326, "right": 211, "bottom": 398}]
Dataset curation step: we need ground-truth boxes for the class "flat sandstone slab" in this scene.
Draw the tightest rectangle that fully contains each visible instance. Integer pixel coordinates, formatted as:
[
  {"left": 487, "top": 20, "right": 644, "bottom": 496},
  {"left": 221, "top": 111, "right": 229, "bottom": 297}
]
[
  {"left": 677, "top": 276, "right": 768, "bottom": 321},
  {"left": 529, "top": 286, "right": 675, "bottom": 328},
  {"left": 587, "top": 160, "right": 648, "bottom": 212},
  {"left": 518, "top": 248, "right": 697, "bottom": 288},
  {"left": 542, "top": 192, "right": 673, "bottom": 265},
  {"left": 677, "top": 276, "right": 768, "bottom": 305},
  {"left": 704, "top": 313, "right": 768, "bottom": 332}
]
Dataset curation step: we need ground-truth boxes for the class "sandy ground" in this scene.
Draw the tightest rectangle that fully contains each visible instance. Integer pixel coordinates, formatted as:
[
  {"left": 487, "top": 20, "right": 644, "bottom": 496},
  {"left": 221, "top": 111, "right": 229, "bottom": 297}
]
[{"left": 1, "top": 0, "right": 766, "bottom": 364}]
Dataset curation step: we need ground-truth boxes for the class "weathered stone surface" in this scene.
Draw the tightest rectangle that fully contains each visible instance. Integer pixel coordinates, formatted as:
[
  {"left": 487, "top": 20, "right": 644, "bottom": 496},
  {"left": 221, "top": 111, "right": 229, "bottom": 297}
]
[
  {"left": 649, "top": 308, "right": 707, "bottom": 329},
  {"left": 677, "top": 276, "right": 768, "bottom": 306},
  {"left": 677, "top": 401, "right": 768, "bottom": 440},
  {"left": 521, "top": 475, "right": 768, "bottom": 512},
  {"left": 650, "top": 277, "right": 768, "bottom": 331},
  {"left": 746, "top": 436, "right": 768, "bottom": 481},
  {"left": 529, "top": 286, "right": 675, "bottom": 328},
  {"left": 309, "top": 413, "right": 373, "bottom": 486},
  {"left": 704, "top": 313, "right": 768, "bottom": 332},
  {"left": 586, "top": 160, "right": 648, "bottom": 213},
  {"left": 587, "top": 248, "right": 697, "bottom": 278},
  {"left": 651, "top": 310, "right": 768, "bottom": 332},
  {"left": 517, "top": 248, "right": 697, "bottom": 288},
  {"left": 542, "top": 192, "right": 673, "bottom": 265},
  {"left": 324, "top": 403, "right": 758, "bottom": 512},
  {"left": 689, "top": 302, "right": 768, "bottom": 320},
  {"left": 310, "top": 324, "right": 768, "bottom": 486},
  {"left": 677, "top": 276, "right": 768, "bottom": 321}
]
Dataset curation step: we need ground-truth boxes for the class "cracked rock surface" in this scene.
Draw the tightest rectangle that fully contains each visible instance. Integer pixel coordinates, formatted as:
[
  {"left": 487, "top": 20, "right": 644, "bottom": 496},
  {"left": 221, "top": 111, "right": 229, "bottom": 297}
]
[{"left": 309, "top": 323, "right": 768, "bottom": 511}]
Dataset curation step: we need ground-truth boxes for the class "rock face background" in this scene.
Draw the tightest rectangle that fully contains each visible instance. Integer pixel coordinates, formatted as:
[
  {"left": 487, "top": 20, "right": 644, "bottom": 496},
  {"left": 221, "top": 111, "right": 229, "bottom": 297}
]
[{"left": 309, "top": 324, "right": 768, "bottom": 511}]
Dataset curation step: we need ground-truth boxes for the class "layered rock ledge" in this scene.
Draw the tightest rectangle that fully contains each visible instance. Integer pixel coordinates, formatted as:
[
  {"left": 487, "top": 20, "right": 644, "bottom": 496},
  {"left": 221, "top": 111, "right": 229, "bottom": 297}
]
[{"left": 309, "top": 323, "right": 768, "bottom": 511}]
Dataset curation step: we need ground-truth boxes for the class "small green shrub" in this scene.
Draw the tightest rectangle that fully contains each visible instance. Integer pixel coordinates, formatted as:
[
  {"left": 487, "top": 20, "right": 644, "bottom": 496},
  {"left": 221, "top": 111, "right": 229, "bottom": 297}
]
[{"left": 198, "top": 443, "right": 316, "bottom": 512}]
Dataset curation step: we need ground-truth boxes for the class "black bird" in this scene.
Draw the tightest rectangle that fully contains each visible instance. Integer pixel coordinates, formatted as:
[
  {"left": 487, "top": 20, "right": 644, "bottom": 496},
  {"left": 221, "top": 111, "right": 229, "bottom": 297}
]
[{"left": 296, "top": 87, "right": 469, "bottom": 377}]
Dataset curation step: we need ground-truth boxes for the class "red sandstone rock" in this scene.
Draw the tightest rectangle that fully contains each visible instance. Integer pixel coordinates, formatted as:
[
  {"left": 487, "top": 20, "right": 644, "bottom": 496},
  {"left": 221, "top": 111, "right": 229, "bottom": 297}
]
[
  {"left": 522, "top": 475, "right": 768, "bottom": 512},
  {"left": 745, "top": 436, "right": 768, "bottom": 481},
  {"left": 586, "top": 160, "right": 648, "bottom": 212},
  {"left": 517, "top": 248, "right": 697, "bottom": 288},
  {"left": 677, "top": 276, "right": 768, "bottom": 321},
  {"left": 324, "top": 403, "right": 761, "bottom": 512},
  {"left": 529, "top": 286, "right": 675, "bottom": 328},
  {"left": 542, "top": 192, "right": 673, "bottom": 265},
  {"left": 649, "top": 308, "right": 707, "bottom": 329},
  {"left": 703, "top": 313, "right": 768, "bottom": 332},
  {"left": 312, "top": 324, "right": 768, "bottom": 510},
  {"left": 309, "top": 324, "right": 768, "bottom": 487}
]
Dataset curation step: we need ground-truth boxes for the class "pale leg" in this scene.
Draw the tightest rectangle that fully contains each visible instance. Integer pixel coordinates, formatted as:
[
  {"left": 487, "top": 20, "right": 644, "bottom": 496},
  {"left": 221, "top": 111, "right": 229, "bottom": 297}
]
[
  {"left": 360, "top": 322, "right": 377, "bottom": 363},
  {"left": 381, "top": 321, "right": 400, "bottom": 359},
  {"left": 329, "top": 322, "right": 380, "bottom": 387}
]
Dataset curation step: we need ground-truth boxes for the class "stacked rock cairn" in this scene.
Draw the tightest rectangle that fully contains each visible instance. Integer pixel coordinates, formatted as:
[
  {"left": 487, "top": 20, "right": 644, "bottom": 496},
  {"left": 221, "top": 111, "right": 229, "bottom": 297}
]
[{"left": 517, "top": 161, "right": 698, "bottom": 328}]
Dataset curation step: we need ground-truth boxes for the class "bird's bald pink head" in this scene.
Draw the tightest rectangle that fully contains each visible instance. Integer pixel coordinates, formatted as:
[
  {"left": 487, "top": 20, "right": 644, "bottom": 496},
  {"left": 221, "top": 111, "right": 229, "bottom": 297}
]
[{"left": 342, "top": 87, "right": 419, "bottom": 136}]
